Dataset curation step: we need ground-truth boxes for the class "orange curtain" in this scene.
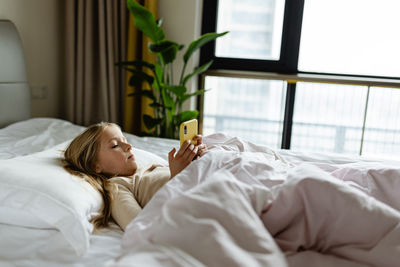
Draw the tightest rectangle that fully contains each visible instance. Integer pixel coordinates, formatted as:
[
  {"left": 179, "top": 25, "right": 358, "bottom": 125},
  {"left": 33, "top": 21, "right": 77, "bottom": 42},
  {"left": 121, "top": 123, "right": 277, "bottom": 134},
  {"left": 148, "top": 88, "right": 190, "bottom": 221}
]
[{"left": 123, "top": 0, "right": 158, "bottom": 134}]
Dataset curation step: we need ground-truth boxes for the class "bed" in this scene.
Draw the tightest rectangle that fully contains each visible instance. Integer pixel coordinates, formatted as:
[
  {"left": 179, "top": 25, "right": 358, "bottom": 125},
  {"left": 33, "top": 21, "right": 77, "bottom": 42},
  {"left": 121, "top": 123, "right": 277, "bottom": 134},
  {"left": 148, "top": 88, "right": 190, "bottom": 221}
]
[
  {"left": 2, "top": 118, "right": 400, "bottom": 267},
  {"left": 1, "top": 20, "right": 400, "bottom": 267}
]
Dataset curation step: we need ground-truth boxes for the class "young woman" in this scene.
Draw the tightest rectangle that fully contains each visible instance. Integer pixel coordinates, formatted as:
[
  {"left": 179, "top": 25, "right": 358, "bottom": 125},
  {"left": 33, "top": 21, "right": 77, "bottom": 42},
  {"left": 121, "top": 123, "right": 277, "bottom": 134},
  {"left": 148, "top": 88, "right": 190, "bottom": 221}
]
[{"left": 63, "top": 122, "right": 207, "bottom": 231}]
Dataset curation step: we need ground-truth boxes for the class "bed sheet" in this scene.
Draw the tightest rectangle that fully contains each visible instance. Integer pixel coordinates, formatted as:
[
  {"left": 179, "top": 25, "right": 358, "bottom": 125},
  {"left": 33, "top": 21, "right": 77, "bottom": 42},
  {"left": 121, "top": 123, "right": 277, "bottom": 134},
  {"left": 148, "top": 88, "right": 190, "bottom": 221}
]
[{"left": 0, "top": 223, "right": 123, "bottom": 267}]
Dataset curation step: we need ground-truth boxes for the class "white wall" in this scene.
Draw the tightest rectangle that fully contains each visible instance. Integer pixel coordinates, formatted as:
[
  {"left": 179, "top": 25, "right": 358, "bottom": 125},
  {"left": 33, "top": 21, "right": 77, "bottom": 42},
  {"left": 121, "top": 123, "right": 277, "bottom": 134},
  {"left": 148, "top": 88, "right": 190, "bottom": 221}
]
[
  {"left": 0, "top": 0, "right": 64, "bottom": 118},
  {"left": 158, "top": 0, "right": 203, "bottom": 110}
]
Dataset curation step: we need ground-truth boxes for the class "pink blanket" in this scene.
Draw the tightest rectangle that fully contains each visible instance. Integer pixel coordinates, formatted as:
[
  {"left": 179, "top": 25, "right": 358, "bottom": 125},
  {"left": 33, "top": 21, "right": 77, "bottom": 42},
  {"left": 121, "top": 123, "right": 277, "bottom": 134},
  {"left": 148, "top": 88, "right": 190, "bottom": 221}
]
[{"left": 111, "top": 134, "right": 400, "bottom": 267}]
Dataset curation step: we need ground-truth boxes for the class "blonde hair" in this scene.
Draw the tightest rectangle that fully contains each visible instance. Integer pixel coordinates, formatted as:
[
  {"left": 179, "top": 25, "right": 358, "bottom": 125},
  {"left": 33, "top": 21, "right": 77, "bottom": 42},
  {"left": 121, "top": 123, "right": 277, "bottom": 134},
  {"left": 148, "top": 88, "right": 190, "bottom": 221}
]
[{"left": 63, "top": 122, "right": 118, "bottom": 229}]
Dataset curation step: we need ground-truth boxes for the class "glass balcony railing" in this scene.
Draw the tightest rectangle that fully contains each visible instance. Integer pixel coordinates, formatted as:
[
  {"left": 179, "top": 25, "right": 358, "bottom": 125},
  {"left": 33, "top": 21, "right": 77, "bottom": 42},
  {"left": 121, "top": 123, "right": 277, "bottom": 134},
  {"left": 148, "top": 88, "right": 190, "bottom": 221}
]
[
  {"left": 202, "top": 72, "right": 400, "bottom": 158},
  {"left": 203, "top": 114, "right": 400, "bottom": 157}
]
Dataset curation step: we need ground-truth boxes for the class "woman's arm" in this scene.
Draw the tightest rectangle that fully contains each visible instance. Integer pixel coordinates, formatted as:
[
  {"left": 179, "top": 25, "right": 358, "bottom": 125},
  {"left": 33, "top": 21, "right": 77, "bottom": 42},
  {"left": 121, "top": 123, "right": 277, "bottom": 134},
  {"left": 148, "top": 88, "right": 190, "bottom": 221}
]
[{"left": 111, "top": 182, "right": 142, "bottom": 231}]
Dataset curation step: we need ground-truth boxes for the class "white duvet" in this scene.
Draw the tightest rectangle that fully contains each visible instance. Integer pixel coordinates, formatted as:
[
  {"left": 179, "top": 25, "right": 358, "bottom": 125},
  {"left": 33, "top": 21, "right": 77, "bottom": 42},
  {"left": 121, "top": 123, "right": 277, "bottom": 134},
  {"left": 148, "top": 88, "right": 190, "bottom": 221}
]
[{"left": 111, "top": 134, "right": 400, "bottom": 267}]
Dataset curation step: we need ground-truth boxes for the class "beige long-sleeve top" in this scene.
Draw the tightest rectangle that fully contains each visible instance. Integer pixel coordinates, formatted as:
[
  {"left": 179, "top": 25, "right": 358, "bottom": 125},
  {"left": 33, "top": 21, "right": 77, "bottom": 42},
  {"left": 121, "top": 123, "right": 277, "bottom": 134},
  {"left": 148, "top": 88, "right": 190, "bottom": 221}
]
[{"left": 109, "top": 164, "right": 171, "bottom": 231}]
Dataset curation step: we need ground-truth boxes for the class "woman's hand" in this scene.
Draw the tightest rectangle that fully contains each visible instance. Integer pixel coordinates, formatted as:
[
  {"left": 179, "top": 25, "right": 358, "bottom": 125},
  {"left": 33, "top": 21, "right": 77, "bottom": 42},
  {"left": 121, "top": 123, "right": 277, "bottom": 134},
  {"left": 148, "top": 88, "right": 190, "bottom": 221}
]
[
  {"left": 168, "top": 140, "right": 199, "bottom": 178},
  {"left": 193, "top": 135, "right": 208, "bottom": 158}
]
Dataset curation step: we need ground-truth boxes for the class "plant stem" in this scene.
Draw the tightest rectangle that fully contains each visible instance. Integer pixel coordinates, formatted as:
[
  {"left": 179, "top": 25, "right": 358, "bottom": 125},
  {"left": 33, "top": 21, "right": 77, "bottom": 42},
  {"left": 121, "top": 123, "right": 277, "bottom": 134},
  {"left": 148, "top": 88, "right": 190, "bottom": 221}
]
[
  {"left": 179, "top": 61, "right": 188, "bottom": 85},
  {"left": 170, "top": 64, "right": 174, "bottom": 85}
]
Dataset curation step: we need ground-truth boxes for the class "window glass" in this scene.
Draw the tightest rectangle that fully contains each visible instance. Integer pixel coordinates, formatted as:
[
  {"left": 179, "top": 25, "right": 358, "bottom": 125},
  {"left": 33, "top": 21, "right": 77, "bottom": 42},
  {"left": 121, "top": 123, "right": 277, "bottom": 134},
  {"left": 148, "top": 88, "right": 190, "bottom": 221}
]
[
  {"left": 291, "top": 82, "right": 368, "bottom": 154},
  {"left": 203, "top": 76, "right": 286, "bottom": 148},
  {"left": 298, "top": 0, "right": 400, "bottom": 77},
  {"left": 215, "top": 0, "right": 285, "bottom": 60},
  {"left": 362, "top": 87, "right": 400, "bottom": 158}
]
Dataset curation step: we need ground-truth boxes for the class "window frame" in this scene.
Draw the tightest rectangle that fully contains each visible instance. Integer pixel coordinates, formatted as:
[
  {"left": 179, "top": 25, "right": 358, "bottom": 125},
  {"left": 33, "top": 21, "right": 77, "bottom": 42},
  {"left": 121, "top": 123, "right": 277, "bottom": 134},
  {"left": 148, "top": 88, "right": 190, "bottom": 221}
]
[
  {"left": 200, "top": 0, "right": 304, "bottom": 74},
  {"left": 201, "top": 0, "right": 400, "bottom": 80},
  {"left": 198, "top": 0, "right": 400, "bottom": 152}
]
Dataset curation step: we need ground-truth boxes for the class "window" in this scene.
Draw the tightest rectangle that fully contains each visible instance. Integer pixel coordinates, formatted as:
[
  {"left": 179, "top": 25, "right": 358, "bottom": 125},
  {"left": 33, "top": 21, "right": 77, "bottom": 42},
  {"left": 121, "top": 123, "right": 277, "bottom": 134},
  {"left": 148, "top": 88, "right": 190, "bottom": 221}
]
[
  {"left": 203, "top": 75, "right": 286, "bottom": 148},
  {"left": 200, "top": 0, "right": 400, "bottom": 157},
  {"left": 215, "top": 0, "right": 285, "bottom": 60},
  {"left": 201, "top": 0, "right": 303, "bottom": 72},
  {"left": 291, "top": 83, "right": 367, "bottom": 154},
  {"left": 298, "top": 0, "right": 400, "bottom": 77},
  {"left": 362, "top": 87, "right": 400, "bottom": 158}
]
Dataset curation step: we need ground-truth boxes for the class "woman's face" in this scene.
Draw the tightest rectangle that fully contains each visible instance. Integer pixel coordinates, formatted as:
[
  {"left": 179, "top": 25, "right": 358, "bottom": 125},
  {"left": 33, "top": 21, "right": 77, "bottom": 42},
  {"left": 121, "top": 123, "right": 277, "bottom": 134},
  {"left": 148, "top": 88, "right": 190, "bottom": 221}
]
[{"left": 95, "top": 125, "right": 137, "bottom": 176}]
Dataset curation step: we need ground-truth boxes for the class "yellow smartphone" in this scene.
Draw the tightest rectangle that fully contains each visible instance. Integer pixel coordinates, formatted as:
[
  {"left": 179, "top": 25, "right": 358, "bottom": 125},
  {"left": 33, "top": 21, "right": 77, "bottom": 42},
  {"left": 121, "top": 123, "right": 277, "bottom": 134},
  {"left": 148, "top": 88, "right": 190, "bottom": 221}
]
[{"left": 179, "top": 119, "right": 198, "bottom": 146}]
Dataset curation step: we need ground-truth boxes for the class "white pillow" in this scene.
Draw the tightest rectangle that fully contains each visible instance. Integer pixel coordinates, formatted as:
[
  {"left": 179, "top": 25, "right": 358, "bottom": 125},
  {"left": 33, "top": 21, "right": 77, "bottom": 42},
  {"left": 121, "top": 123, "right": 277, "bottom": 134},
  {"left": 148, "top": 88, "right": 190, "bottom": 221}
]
[
  {"left": 133, "top": 147, "right": 168, "bottom": 168},
  {"left": 0, "top": 207, "right": 52, "bottom": 228},
  {"left": 0, "top": 141, "right": 101, "bottom": 256},
  {"left": 0, "top": 141, "right": 168, "bottom": 256}
]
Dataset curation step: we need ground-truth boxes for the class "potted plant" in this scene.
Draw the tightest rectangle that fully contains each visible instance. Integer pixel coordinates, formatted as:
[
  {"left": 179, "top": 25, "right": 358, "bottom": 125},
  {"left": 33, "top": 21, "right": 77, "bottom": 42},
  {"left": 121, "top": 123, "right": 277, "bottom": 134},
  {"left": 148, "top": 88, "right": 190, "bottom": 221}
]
[{"left": 118, "top": 0, "right": 228, "bottom": 139}]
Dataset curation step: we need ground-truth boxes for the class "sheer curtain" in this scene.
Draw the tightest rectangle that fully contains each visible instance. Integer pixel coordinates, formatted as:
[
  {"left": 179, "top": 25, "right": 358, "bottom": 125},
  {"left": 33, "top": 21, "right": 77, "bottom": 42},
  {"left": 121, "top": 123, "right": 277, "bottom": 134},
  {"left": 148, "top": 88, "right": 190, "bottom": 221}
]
[{"left": 65, "top": 0, "right": 128, "bottom": 126}]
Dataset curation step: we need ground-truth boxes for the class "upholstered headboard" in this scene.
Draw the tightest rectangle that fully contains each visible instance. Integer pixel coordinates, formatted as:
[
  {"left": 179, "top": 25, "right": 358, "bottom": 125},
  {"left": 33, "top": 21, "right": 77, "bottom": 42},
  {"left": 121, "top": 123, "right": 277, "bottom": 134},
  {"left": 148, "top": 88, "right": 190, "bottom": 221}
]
[{"left": 0, "top": 20, "right": 31, "bottom": 128}]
